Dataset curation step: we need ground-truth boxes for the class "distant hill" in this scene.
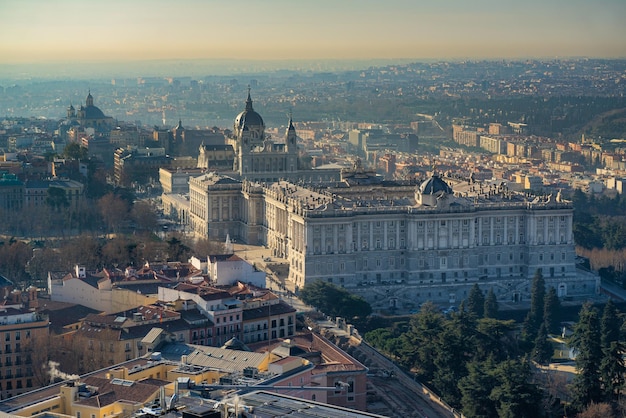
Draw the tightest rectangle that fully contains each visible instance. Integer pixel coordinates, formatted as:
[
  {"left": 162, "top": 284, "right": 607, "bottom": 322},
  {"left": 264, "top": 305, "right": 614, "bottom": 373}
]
[{"left": 580, "top": 107, "right": 626, "bottom": 140}]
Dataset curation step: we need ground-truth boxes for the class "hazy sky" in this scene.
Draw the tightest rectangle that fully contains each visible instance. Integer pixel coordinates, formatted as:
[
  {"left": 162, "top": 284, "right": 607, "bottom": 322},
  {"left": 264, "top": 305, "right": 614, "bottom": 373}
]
[{"left": 1, "top": 0, "right": 625, "bottom": 63}]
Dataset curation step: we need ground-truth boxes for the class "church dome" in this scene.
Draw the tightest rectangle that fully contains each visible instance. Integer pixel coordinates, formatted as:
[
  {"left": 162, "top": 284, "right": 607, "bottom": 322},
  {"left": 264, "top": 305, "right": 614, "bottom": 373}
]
[
  {"left": 419, "top": 174, "right": 453, "bottom": 195},
  {"left": 80, "top": 92, "right": 106, "bottom": 119},
  {"left": 234, "top": 90, "right": 264, "bottom": 131},
  {"left": 82, "top": 105, "right": 106, "bottom": 119}
]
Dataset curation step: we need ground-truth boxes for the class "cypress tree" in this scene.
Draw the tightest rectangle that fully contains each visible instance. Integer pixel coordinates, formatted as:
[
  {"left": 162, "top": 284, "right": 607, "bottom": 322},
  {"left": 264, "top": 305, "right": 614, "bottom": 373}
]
[
  {"left": 523, "top": 270, "right": 545, "bottom": 343},
  {"left": 467, "top": 283, "right": 485, "bottom": 318},
  {"left": 599, "top": 299, "right": 625, "bottom": 401},
  {"left": 489, "top": 358, "right": 542, "bottom": 418},
  {"left": 529, "top": 270, "right": 545, "bottom": 327},
  {"left": 570, "top": 303, "right": 603, "bottom": 412},
  {"left": 484, "top": 288, "right": 499, "bottom": 319},
  {"left": 600, "top": 299, "right": 621, "bottom": 349},
  {"left": 458, "top": 357, "right": 498, "bottom": 418},
  {"left": 543, "top": 286, "right": 561, "bottom": 335},
  {"left": 532, "top": 323, "right": 553, "bottom": 365}
]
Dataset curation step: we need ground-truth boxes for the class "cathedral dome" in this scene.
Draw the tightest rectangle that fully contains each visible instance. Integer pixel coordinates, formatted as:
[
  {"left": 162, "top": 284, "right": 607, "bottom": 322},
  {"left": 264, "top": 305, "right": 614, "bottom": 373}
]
[
  {"left": 234, "top": 90, "right": 264, "bottom": 131},
  {"left": 82, "top": 105, "right": 106, "bottom": 119},
  {"left": 419, "top": 174, "right": 453, "bottom": 195},
  {"left": 80, "top": 92, "right": 106, "bottom": 119}
]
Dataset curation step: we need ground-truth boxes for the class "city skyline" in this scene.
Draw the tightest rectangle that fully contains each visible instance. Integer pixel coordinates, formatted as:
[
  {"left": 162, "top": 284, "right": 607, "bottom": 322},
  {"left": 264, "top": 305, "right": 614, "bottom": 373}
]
[{"left": 1, "top": 0, "right": 625, "bottom": 67}]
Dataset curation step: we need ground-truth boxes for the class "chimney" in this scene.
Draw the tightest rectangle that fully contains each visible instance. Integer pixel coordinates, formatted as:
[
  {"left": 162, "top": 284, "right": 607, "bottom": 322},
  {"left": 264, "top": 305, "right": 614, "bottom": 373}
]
[
  {"left": 75, "top": 265, "right": 86, "bottom": 279},
  {"left": 10, "top": 290, "right": 21, "bottom": 304}
]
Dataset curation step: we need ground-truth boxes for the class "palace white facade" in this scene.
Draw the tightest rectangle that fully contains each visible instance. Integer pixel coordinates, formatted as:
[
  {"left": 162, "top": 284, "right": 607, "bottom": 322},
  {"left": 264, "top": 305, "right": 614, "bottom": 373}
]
[
  {"left": 183, "top": 164, "right": 596, "bottom": 309},
  {"left": 166, "top": 93, "right": 597, "bottom": 310}
]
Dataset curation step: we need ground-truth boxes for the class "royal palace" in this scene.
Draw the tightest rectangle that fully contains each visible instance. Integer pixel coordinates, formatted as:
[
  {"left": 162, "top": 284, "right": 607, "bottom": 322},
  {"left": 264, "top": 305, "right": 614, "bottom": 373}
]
[{"left": 162, "top": 92, "right": 597, "bottom": 310}]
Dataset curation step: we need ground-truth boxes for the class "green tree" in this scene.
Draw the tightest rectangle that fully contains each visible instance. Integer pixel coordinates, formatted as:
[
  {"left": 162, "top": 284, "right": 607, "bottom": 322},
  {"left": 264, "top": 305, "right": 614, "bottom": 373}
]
[
  {"left": 532, "top": 323, "right": 553, "bottom": 365},
  {"left": 365, "top": 328, "right": 401, "bottom": 355},
  {"left": 572, "top": 188, "right": 588, "bottom": 209},
  {"left": 522, "top": 270, "right": 545, "bottom": 344},
  {"left": 46, "top": 187, "right": 69, "bottom": 212},
  {"left": 85, "top": 162, "right": 113, "bottom": 199},
  {"left": 397, "top": 302, "right": 444, "bottom": 380},
  {"left": 599, "top": 299, "right": 625, "bottom": 401},
  {"left": 432, "top": 310, "right": 478, "bottom": 408},
  {"left": 489, "top": 358, "right": 542, "bottom": 418},
  {"left": 299, "top": 281, "right": 372, "bottom": 319},
  {"left": 573, "top": 223, "right": 604, "bottom": 249},
  {"left": 600, "top": 299, "right": 621, "bottom": 351},
  {"left": 467, "top": 283, "right": 485, "bottom": 318},
  {"left": 166, "top": 235, "right": 191, "bottom": 262},
  {"left": 341, "top": 294, "right": 373, "bottom": 319},
  {"left": 600, "top": 342, "right": 625, "bottom": 403},
  {"left": 63, "top": 142, "right": 88, "bottom": 160},
  {"left": 543, "top": 286, "right": 561, "bottom": 335},
  {"left": 458, "top": 357, "right": 498, "bottom": 418},
  {"left": 475, "top": 318, "right": 517, "bottom": 362},
  {"left": 432, "top": 324, "right": 466, "bottom": 408},
  {"left": 529, "top": 270, "right": 545, "bottom": 326},
  {"left": 484, "top": 288, "right": 499, "bottom": 319},
  {"left": 570, "top": 303, "right": 603, "bottom": 412}
]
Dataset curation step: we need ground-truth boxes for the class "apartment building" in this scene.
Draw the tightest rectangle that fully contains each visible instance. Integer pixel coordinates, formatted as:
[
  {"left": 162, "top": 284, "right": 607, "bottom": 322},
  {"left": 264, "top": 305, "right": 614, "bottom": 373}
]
[{"left": 0, "top": 289, "right": 49, "bottom": 399}]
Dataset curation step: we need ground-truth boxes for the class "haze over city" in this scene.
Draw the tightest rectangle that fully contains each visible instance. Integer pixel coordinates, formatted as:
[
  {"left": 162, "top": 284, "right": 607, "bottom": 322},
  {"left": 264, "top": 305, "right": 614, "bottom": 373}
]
[
  {"left": 2, "top": 1, "right": 626, "bottom": 416},
  {"left": 1, "top": 0, "right": 625, "bottom": 76}
]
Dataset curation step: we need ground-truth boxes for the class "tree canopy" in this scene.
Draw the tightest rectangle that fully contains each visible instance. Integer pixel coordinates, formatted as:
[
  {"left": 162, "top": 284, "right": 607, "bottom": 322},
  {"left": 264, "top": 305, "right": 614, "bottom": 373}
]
[
  {"left": 365, "top": 305, "right": 537, "bottom": 414},
  {"left": 299, "top": 281, "right": 372, "bottom": 319},
  {"left": 484, "top": 288, "right": 499, "bottom": 319},
  {"left": 62, "top": 142, "right": 89, "bottom": 161},
  {"left": 467, "top": 283, "right": 485, "bottom": 318},
  {"left": 522, "top": 270, "right": 545, "bottom": 345},
  {"left": 570, "top": 303, "right": 603, "bottom": 412},
  {"left": 599, "top": 299, "right": 625, "bottom": 402},
  {"left": 572, "top": 189, "right": 626, "bottom": 251}
]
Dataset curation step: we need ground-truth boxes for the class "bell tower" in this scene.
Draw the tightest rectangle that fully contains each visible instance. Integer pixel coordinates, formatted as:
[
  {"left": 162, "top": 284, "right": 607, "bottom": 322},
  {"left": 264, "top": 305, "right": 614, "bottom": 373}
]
[
  {"left": 285, "top": 113, "right": 298, "bottom": 173},
  {"left": 285, "top": 112, "right": 297, "bottom": 153}
]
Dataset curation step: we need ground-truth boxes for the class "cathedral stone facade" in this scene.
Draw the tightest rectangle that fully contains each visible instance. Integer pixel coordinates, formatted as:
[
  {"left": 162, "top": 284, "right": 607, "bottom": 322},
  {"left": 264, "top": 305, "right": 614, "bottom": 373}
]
[
  {"left": 219, "top": 91, "right": 341, "bottom": 183},
  {"left": 228, "top": 90, "right": 298, "bottom": 181}
]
